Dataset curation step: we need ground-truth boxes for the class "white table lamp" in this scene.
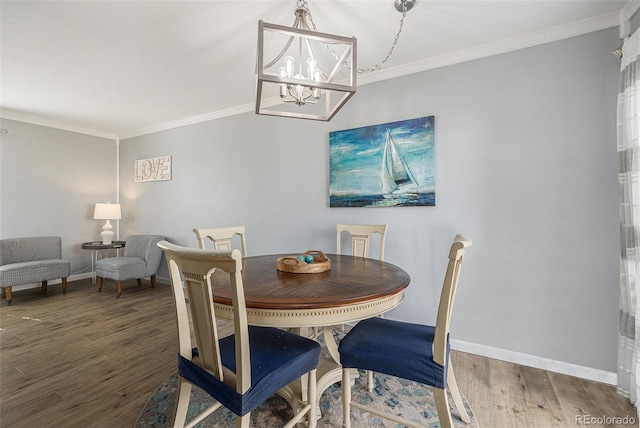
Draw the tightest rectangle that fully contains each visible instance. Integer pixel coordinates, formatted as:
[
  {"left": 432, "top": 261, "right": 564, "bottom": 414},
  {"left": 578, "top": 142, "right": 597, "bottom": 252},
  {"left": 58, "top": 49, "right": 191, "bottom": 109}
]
[{"left": 94, "top": 203, "right": 121, "bottom": 245}]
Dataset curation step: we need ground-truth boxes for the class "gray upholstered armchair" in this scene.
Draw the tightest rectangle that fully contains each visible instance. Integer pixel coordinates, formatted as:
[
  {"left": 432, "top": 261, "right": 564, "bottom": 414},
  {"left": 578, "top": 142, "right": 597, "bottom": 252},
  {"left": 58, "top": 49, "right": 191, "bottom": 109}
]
[{"left": 96, "top": 235, "right": 165, "bottom": 298}]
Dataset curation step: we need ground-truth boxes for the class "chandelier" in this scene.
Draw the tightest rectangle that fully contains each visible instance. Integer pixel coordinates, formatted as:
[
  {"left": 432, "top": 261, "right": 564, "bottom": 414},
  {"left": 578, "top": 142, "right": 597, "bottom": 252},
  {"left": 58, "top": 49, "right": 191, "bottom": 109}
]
[{"left": 256, "top": 0, "right": 414, "bottom": 121}]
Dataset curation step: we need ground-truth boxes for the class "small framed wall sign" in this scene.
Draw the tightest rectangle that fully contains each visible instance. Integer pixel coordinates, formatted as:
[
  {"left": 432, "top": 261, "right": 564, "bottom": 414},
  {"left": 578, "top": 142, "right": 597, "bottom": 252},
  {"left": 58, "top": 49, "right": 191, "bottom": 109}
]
[{"left": 134, "top": 156, "right": 172, "bottom": 182}]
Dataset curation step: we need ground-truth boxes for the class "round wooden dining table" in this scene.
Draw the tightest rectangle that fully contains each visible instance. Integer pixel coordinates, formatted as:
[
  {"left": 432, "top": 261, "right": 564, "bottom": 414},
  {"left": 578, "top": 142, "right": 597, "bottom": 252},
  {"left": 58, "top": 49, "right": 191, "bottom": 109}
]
[
  {"left": 209, "top": 253, "right": 411, "bottom": 419},
  {"left": 210, "top": 253, "right": 411, "bottom": 328}
]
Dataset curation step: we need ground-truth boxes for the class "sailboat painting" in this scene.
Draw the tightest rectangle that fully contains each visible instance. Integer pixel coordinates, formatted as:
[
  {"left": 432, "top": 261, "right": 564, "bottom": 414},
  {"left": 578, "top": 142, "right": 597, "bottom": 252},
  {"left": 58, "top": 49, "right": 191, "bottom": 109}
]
[{"left": 329, "top": 116, "right": 435, "bottom": 207}]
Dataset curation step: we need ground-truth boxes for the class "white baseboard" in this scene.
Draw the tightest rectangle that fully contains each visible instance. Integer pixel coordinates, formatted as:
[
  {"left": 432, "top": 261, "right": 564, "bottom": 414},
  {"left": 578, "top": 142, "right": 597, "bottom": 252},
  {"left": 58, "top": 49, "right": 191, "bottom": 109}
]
[
  {"left": 70, "top": 273, "right": 93, "bottom": 283},
  {"left": 9, "top": 272, "right": 94, "bottom": 292},
  {"left": 69, "top": 272, "right": 93, "bottom": 282},
  {"left": 451, "top": 338, "right": 617, "bottom": 386}
]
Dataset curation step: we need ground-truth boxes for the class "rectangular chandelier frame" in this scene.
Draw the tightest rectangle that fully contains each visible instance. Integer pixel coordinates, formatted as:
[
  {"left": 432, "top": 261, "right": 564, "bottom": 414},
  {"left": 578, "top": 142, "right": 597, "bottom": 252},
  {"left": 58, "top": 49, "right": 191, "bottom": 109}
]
[{"left": 256, "top": 20, "right": 357, "bottom": 121}]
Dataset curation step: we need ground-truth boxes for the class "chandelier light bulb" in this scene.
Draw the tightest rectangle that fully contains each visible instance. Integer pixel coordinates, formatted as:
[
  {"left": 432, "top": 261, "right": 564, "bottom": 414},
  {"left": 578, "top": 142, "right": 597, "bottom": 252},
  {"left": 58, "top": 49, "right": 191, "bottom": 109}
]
[
  {"left": 293, "top": 72, "right": 305, "bottom": 104},
  {"left": 306, "top": 57, "right": 317, "bottom": 78},
  {"left": 313, "top": 69, "right": 321, "bottom": 99},
  {"left": 283, "top": 56, "right": 295, "bottom": 77}
]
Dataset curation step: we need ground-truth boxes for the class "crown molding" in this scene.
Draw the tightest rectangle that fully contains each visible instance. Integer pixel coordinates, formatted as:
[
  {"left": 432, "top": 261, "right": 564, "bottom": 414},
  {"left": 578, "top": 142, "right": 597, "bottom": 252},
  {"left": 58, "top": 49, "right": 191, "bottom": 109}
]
[
  {"left": 2, "top": 10, "right": 622, "bottom": 140},
  {"left": 0, "top": 109, "right": 118, "bottom": 140},
  {"left": 122, "top": 10, "right": 620, "bottom": 139},
  {"left": 359, "top": 11, "right": 620, "bottom": 86},
  {"left": 118, "top": 103, "right": 256, "bottom": 140}
]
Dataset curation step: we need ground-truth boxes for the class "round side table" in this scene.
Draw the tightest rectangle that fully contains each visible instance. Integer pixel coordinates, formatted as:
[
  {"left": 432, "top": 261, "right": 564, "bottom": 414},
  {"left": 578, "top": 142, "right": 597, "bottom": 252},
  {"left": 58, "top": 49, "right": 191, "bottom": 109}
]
[{"left": 81, "top": 241, "right": 126, "bottom": 284}]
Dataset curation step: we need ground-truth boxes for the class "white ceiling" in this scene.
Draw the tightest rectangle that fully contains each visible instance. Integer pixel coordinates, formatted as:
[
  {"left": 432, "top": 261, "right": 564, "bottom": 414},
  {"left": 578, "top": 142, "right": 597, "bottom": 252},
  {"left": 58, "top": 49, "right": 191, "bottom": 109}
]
[{"left": 0, "top": 1, "right": 635, "bottom": 139}]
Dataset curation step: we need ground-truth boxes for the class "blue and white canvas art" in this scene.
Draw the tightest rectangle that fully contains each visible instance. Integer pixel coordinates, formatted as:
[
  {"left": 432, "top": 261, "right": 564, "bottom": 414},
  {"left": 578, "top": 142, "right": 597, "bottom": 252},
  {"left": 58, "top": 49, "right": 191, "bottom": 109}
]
[{"left": 329, "top": 116, "right": 435, "bottom": 207}]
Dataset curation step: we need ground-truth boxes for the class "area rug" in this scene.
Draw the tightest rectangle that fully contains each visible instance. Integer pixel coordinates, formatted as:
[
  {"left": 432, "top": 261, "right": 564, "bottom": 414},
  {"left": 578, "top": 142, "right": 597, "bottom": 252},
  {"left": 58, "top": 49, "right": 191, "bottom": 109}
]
[{"left": 135, "top": 370, "right": 478, "bottom": 427}]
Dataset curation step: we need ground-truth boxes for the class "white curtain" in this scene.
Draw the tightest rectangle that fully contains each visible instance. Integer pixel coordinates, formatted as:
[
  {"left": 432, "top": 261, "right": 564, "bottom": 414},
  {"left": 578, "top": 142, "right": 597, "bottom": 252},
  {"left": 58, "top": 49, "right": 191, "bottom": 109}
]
[{"left": 618, "top": 28, "right": 640, "bottom": 406}]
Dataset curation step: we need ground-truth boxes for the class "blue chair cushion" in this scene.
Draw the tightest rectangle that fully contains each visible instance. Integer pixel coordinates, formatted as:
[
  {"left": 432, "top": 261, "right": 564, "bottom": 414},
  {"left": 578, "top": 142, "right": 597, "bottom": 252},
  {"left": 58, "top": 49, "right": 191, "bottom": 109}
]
[
  {"left": 178, "top": 326, "right": 321, "bottom": 416},
  {"left": 338, "top": 317, "right": 449, "bottom": 389}
]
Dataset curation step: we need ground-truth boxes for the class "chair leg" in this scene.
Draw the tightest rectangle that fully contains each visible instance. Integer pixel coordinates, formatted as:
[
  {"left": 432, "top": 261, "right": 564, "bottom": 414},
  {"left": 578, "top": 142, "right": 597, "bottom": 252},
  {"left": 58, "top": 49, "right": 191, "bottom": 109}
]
[
  {"left": 308, "top": 369, "right": 318, "bottom": 428},
  {"left": 117, "top": 281, "right": 124, "bottom": 298},
  {"left": 434, "top": 387, "right": 454, "bottom": 428},
  {"left": 173, "top": 380, "right": 192, "bottom": 428},
  {"left": 235, "top": 414, "right": 250, "bottom": 428},
  {"left": 41, "top": 280, "right": 48, "bottom": 291},
  {"left": 342, "top": 368, "right": 352, "bottom": 428},
  {"left": 62, "top": 277, "right": 68, "bottom": 294},
  {"left": 97, "top": 277, "right": 103, "bottom": 292},
  {"left": 365, "top": 313, "right": 384, "bottom": 392},
  {"left": 150, "top": 274, "right": 156, "bottom": 288},
  {"left": 447, "top": 361, "right": 471, "bottom": 423},
  {"left": 4, "top": 287, "right": 12, "bottom": 306},
  {"left": 137, "top": 278, "right": 142, "bottom": 287}
]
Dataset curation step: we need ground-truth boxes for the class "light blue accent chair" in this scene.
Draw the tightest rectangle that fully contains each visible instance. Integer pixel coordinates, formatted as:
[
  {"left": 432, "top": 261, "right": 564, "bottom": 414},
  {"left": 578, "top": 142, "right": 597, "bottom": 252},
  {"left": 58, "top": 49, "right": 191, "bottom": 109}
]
[{"left": 96, "top": 235, "right": 165, "bottom": 298}]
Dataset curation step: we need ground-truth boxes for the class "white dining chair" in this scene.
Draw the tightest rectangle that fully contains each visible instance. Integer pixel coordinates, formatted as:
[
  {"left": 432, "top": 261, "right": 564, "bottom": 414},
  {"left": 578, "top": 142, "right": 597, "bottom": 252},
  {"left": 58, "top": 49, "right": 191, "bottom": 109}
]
[
  {"left": 193, "top": 225, "right": 247, "bottom": 257},
  {"left": 339, "top": 234, "right": 473, "bottom": 428},
  {"left": 158, "top": 241, "right": 321, "bottom": 428},
  {"left": 335, "top": 223, "right": 388, "bottom": 390},
  {"left": 336, "top": 224, "right": 387, "bottom": 261}
]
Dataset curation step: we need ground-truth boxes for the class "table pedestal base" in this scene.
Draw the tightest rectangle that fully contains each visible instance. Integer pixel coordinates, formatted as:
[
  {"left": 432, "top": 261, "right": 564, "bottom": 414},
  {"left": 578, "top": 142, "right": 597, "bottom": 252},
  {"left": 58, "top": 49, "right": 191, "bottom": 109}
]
[
  {"left": 278, "top": 353, "right": 358, "bottom": 425},
  {"left": 277, "top": 326, "right": 358, "bottom": 425}
]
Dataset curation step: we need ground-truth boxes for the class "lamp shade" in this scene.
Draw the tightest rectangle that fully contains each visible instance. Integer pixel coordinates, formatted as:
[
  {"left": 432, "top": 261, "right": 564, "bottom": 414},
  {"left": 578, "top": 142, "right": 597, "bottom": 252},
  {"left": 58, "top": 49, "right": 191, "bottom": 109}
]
[{"left": 93, "top": 203, "right": 121, "bottom": 220}]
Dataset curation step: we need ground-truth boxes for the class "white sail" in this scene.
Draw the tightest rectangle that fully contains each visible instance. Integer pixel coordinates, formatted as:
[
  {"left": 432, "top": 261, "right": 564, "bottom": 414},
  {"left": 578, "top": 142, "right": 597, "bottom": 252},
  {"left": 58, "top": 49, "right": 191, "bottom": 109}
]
[{"left": 381, "top": 130, "right": 418, "bottom": 194}]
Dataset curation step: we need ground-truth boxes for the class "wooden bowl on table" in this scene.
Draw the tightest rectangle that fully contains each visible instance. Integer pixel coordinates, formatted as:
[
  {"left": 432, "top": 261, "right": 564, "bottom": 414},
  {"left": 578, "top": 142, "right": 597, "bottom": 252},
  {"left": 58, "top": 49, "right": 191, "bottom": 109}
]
[{"left": 276, "top": 250, "right": 331, "bottom": 274}]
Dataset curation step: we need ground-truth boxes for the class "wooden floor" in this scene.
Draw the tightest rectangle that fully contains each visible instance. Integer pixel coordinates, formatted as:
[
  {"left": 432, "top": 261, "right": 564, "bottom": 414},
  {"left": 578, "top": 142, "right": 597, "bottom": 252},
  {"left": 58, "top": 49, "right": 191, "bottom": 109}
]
[{"left": 0, "top": 278, "right": 636, "bottom": 428}]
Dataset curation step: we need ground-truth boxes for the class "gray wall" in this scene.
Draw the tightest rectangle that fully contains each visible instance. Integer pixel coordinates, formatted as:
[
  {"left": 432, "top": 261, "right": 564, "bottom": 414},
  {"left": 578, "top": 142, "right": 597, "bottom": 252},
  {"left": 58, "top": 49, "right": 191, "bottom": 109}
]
[
  {"left": 120, "top": 28, "right": 621, "bottom": 372},
  {"left": 0, "top": 119, "right": 117, "bottom": 278}
]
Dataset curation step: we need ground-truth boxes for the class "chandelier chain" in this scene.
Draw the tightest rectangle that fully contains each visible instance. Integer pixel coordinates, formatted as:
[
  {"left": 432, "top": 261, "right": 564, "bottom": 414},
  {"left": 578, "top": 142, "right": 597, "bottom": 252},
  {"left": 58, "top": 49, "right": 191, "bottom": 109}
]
[{"left": 299, "top": 0, "right": 409, "bottom": 74}]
